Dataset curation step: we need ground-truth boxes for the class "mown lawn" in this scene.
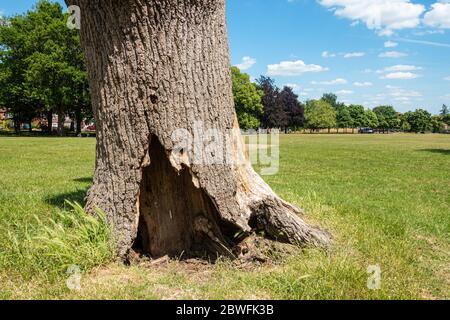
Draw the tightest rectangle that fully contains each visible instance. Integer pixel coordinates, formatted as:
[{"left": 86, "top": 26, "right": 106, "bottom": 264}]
[{"left": 0, "top": 134, "right": 449, "bottom": 300}]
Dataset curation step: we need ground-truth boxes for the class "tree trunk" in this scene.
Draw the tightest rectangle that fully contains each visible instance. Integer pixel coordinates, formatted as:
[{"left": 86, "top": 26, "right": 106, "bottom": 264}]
[
  {"left": 75, "top": 109, "right": 82, "bottom": 135},
  {"left": 13, "top": 117, "right": 20, "bottom": 134},
  {"left": 47, "top": 110, "right": 53, "bottom": 134},
  {"left": 69, "top": 0, "right": 330, "bottom": 259},
  {"left": 57, "top": 110, "right": 65, "bottom": 137}
]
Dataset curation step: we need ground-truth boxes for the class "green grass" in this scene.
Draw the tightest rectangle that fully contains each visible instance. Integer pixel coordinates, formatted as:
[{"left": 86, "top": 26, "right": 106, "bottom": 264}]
[{"left": 0, "top": 134, "right": 449, "bottom": 299}]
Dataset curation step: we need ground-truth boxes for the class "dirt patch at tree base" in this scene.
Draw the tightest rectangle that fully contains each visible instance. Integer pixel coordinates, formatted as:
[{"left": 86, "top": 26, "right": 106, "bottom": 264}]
[{"left": 127, "top": 234, "right": 300, "bottom": 271}]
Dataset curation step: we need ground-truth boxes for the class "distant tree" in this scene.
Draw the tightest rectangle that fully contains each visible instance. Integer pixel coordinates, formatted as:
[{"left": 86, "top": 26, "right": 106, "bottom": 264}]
[
  {"left": 348, "top": 104, "right": 366, "bottom": 133},
  {"left": 440, "top": 104, "right": 449, "bottom": 116},
  {"left": 373, "top": 105, "right": 399, "bottom": 133},
  {"left": 365, "top": 109, "right": 379, "bottom": 129},
  {"left": 305, "top": 99, "right": 336, "bottom": 132},
  {"left": 443, "top": 114, "right": 450, "bottom": 126},
  {"left": 0, "top": 54, "right": 39, "bottom": 133},
  {"left": 440, "top": 105, "right": 450, "bottom": 125},
  {"left": 400, "top": 112, "right": 412, "bottom": 132},
  {"left": 278, "top": 86, "right": 304, "bottom": 131},
  {"left": 0, "top": 13, "right": 41, "bottom": 133},
  {"left": 403, "top": 109, "right": 432, "bottom": 133},
  {"left": 0, "top": 0, "right": 90, "bottom": 135},
  {"left": 231, "top": 67, "right": 264, "bottom": 130},
  {"left": 321, "top": 93, "right": 339, "bottom": 109},
  {"left": 431, "top": 115, "right": 445, "bottom": 133},
  {"left": 336, "top": 105, "right": 353, "bottom": 133},
  {"left": 257, "top": 76, "right": 288, "bottom": 129}
]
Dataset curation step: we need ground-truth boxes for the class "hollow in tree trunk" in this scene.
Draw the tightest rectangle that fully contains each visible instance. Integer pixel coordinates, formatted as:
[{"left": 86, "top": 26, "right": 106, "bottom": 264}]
[{"left": 68, "top": 0, "right": 331, "bottom": 259}]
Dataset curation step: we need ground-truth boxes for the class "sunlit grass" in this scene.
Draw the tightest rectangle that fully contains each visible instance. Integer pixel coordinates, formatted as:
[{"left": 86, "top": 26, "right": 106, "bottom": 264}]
[{"left": 0, "top": 134, "right": 448, "bottom": 299}]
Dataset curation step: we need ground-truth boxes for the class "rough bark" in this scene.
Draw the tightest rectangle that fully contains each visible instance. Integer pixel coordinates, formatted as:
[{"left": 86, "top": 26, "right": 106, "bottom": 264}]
[
  {"left": 46, "top": 110, "right": 53, "bottom": 134},
  {"left": 67, "top": 0, "right": 331, "bottom": 259},
  {"left": 13, "top": 116, "right": 20, "bottom": 134},
  {"left": 57, "top": 110, "right": 65, "bottom": 136},
  {"left": 75, "top": 109, "right": 82, "bottom": 135}
]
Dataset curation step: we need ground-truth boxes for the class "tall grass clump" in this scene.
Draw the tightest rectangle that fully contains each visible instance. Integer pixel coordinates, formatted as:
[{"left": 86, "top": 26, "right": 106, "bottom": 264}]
[{"left": 0, "top": 202, "right": 114, "bottom": 281}]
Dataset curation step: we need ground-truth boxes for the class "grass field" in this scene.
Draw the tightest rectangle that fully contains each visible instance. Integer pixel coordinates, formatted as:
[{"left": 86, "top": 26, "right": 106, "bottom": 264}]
[{"left": 0, "top": 134, "right": 449, "bottom": 300}]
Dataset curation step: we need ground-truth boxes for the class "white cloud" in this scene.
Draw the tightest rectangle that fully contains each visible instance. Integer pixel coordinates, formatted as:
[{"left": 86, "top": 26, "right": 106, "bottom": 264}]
[
  {"left": 394, "top": 97, "right": 411, "bottom": 102},
  {"left": 365, "top": 86, "right": 422, "bottom": 106},
  {"left": 424, "top": 2, "right": 450, "bottom": 29},
  {"left": 311, "top": 78, "right": 348, "bottom": 85},
  {"left": 383, "top": 65, "right": 422, "bottom": 72},
  {"left": 388, "top": 87, "right": 422, "bottom": 97},
  {"left": 322, "top": 51, "right": 336, "bottom": 58},
  {"left": 267, "top": 60, "right": 328, "bottom": 76},
  {"left": 318, "top": 0, "right": 425, "bottom": 36},
  {"left": 444, "top": 76, "right": 450, "bottom": 81},
  {"left": 395, "top": 37, "right": 450, "bottom": 48},
  {"left": 413, "top": 29, "right": 445, "bottom": 36},
  {"left": 354, "top": 81, "right": 373, "bottom": 87},
  {"left": 344, "top": 52, "right": 365, "bottom": 58},
  {"left": 336, "top": 90, "right": 354, "bottom": 95},
  {"left": 378, "top": 29, "right": 395, "bottom": 36},
  {"left": 384, "top": 41, "right": 398, "bottom": 48},
  {"left": 382, "top": 72, "right": 419, "bottom": 79},
  {"left": 378, "top": 51, "right": 408, "bottom": 58},
  {"left": 235, "top": 56, "right": 256, "bottom": 70}
]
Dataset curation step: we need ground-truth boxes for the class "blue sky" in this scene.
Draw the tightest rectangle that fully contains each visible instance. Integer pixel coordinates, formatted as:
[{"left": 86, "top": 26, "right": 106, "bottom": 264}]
[{"left": 1, "top": 0, "right": 449, "bottom": 114}]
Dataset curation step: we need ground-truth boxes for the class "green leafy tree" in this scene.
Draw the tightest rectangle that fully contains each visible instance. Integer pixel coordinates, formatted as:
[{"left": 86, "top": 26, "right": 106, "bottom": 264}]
[
  {"left": 0, "top": 0, "right": 90, "bottom": 135},
  {"left": 336, "top": 105, "right": 353, "bottom": 133},
  {"left": 431, "top": 115, "right": 445, "bottom": 133},
  {"left": 440, "top": 104, "right": 449, "bottom": 116},
  {"left": 373, "top": 105, "right": 399, "bottom": 133},
  {"left": 305, "top": 99, "right": 336, "bottom": 132},
  {"left": 365, "top": 109, "right": 379, "bottom": 129},
  {"left": 348, "top": 104, "right": 367, "bottom": 133},
  {"left": 321, "top": 93, "right": 338, "bottom": 109},
  {"left": 400, "top": 112, "right": 412, "bottom": 132},
  {"left": 0, "top": 14, "right": 41, "bottom": 133},
  {"left": 403, "top": 109, "right": 432, "bottom": 133},
  {"left": 231, "top": 67, "right": 263, "bottom": 130},
  {"left": 440, "top": 105, "right": 450, "bottom": 125}
]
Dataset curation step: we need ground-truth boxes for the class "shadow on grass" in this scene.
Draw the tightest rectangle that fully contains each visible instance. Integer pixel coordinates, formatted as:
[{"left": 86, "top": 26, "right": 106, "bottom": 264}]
[
  {"left": 45, "top": 188, "right": 89, "bottom": 209},
  {"left": 73, "top": 177, "right": 93, "bottom": 183},
  {"left": 45, "top": 177, "right": 93, "bottom": 209},
  {"left": 419, "top": 149, "right": 450, "bottom": 155}
]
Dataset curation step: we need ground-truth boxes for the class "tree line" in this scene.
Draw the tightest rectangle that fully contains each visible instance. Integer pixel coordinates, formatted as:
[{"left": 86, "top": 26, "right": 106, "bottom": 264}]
[
  {"left": 232, "top": 67, "right": 450, "bottom": 134},
  {"left": 1, "top": 1, "right": 449, "bottom": 136}
]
